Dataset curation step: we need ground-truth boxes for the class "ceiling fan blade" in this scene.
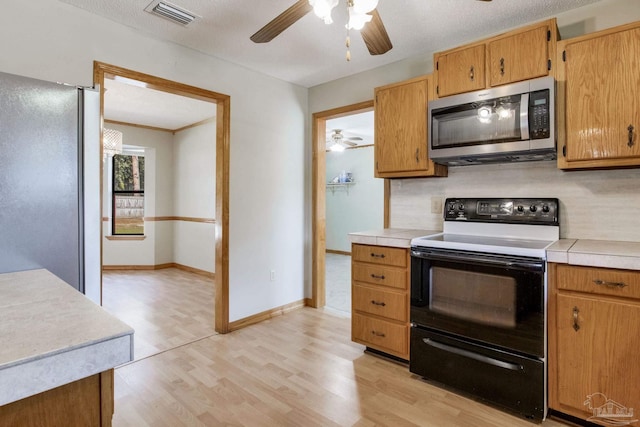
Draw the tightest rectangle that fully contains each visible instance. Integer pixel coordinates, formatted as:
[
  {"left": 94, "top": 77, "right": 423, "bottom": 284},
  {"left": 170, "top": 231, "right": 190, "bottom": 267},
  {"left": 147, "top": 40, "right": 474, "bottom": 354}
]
[
  {"left": 250, "top": 0, "right": 313, "bottom": 43},
  {"left": 360, "top": 9, "right": 393, "bottom": 55},
  {"left": 343, "top": 140, "right": 357, "bottom": 147},
  {"left": 346, "top": 136, "right": 363, "bottom": 141}
]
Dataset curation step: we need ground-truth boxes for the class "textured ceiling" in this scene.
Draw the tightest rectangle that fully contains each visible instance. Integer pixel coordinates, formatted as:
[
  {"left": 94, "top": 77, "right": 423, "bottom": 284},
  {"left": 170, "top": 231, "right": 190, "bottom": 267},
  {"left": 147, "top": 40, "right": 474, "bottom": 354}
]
[{"left": 60, "top": 0, "right": 601, "bottom": 88}]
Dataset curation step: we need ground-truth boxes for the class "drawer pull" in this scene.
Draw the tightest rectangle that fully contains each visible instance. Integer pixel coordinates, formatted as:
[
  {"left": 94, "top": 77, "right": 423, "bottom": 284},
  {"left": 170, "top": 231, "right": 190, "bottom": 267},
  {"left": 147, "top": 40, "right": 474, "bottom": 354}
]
[
  {"left": 593, "top": 279, "right": 627, "bottom": 289},
  {"left": 371, "top": 300, "right": 386, "bottom": 307},
  {"left": 370, "top": 253, "right": 385, "bottom": 259},
  {"left": 370, "top": 274, "right": 385, "bottom": 280},
  {"left": 573, "top": 306, "right": 580, "bottom": 332},
  {"left": 371, "top": 330, "right": 386, "bottom": 337}
]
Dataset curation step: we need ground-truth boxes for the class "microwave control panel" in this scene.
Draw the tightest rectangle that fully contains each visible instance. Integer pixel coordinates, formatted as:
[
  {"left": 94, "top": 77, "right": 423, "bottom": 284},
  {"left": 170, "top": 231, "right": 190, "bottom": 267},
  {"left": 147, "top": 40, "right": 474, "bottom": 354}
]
[{"left": 529, "top": 89, "right": 550, "bottom": 140}]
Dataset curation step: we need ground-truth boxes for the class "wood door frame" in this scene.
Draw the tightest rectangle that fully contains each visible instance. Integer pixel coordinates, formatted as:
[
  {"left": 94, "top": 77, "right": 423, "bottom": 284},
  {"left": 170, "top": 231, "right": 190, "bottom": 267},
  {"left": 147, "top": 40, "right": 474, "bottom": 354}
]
[
  {"left": 93, "top": 62, "right": 231, "bottom": 333},
  {"left": 311, "top": 100, "right": 380, "bottom": 308}
]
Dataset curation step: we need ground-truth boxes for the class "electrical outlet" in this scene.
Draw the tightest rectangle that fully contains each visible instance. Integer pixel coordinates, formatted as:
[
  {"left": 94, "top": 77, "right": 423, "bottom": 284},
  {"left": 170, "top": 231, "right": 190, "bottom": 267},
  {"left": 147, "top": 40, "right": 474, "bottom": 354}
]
[
  {"left": 270, "top": 270, "right": 276, "bottom": 281},
  {"left": 431, "top": 196, "right": 443, "bottom": 214}
]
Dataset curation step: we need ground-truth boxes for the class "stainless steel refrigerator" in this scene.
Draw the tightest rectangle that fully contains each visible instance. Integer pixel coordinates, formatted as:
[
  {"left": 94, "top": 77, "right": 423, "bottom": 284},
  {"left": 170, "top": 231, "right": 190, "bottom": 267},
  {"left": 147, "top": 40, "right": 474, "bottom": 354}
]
[{"left": 0, "top": 70, "right": 100, "bottom": 302}]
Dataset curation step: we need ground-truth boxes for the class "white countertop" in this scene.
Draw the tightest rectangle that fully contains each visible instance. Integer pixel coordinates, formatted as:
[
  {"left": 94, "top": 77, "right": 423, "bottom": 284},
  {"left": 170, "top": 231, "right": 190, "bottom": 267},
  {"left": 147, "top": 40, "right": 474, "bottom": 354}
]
[
  {"left": 349, "top": 228, "right": 441, "bottom": 248},
  {"left": 547, "top": 239, "right": 640, "bottom": 271},
  {"left": 0, "top": 269, "right": 134, "bottom": 406}
]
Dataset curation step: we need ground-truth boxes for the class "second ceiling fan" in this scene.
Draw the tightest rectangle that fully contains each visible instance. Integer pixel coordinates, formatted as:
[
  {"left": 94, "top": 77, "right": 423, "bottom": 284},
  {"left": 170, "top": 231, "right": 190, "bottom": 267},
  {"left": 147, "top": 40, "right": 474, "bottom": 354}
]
[{"left": 250, "top": 0, "right": 393, "bottom": 56}]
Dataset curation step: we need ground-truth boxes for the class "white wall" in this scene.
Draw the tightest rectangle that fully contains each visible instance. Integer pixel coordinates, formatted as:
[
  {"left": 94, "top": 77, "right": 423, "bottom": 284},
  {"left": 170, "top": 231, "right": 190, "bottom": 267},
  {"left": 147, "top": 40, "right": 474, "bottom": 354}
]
[
  {"left": 173, "top": 122, "right": 216, "bottom": 272},
  {"left": 102, "top": 124, "right": 174, "bottom": 266},
  {"left": 326, "top": 147, "right": 384, "bottom": 252},
  {"left": 0, "top": 0, "right": 307, "bottom": 322}
]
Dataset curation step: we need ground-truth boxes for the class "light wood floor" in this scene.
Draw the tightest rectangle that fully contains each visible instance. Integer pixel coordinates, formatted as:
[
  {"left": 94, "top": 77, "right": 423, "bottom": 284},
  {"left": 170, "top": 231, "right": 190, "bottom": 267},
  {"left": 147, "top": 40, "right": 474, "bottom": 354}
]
[
  {"left": 102, "top": 268, "right": 216, "bottom": 361},
  {"left": 112, "top": 306, "right": 571, "bottom": 427}
]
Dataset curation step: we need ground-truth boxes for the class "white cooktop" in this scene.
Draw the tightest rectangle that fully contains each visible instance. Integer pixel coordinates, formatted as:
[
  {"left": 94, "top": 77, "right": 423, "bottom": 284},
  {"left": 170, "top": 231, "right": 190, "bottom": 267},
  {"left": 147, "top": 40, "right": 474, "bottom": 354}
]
[{"left": 411, "top": 222, "right": 560, "bottom": 259}]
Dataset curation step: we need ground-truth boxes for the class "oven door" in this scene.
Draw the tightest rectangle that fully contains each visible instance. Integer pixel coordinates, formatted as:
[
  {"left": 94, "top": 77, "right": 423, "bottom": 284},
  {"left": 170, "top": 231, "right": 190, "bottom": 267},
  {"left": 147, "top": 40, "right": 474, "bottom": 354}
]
[{"left": 410, "top": 247, "right": 545, "bottom": 357}]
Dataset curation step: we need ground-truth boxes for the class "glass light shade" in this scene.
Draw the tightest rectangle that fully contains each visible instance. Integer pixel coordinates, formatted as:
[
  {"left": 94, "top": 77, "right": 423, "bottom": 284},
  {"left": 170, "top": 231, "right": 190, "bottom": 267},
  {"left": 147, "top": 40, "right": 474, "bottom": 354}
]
[
  {"left": 330, "top": 142, "right": 345, "bottom": 152},
  {"left": 346, "top": 9, "right": 373, "bottom": 30},
  {"left": 103, "top": 128, "right": 123, "bottom": 158},
  {"left": 309, "top": 0, "right": 338, "bottom": 24},
  {"left": 352, "top": 0, "right": 378, "bottom": 14}
]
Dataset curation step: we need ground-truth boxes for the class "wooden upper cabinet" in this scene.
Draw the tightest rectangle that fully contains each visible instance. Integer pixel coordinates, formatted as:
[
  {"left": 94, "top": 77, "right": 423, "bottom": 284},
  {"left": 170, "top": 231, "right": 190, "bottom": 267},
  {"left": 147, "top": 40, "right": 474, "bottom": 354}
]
[
  {"left": 434, "top": 19, "right": 557, "bottom": 98},
  {"left": 558, "top": 21, "right": 640, "bottom": 169},
  {"left": 374, "top": 75, "right": 447, "bottom": 178},
  {"left": 435, "top": 44, "right": 486, "bottom": 97},
  {"left": 488, "top": 25, "right": 550, "bottom": 87}
]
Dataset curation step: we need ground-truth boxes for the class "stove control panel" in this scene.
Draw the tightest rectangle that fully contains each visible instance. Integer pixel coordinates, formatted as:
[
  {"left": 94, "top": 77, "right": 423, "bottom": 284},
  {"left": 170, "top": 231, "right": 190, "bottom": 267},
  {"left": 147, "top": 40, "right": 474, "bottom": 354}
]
[{"left": 444, "top": 198, "right": 559, "bottom": 225}]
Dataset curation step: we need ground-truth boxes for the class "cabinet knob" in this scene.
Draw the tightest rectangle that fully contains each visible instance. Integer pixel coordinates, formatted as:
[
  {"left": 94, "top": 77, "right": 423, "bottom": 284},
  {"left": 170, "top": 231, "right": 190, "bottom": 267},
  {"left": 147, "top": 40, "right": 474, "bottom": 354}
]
[
  {"left": 371, "top": 330, "right": 386, "bottom": 337},
  {"left": 371, "top": 300, "right": 386, "bottom": 307},
  {"left": 500, "top": 58, "right": 505, "bottom": 76},
  {"left": 370, "top": 253, "right": 385, "bottom": 259},
  {"left": 628, "top": 124, "right": 635, "bottom": 148},
  {"left": 572, "top": 306, "right": 580, "bottom": 331},
  {"left": 469, "top": 66, "right": 475, "bottom": 81},
  {"left": 370, "top": 274, "right": 385, "bottom": 280}
]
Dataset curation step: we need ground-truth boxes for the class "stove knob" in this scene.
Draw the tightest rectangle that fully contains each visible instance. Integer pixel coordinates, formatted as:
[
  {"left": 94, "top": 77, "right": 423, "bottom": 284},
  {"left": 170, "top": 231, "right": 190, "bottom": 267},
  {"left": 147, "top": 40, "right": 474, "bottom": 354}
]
[
  {"left": 458, "top": 204, "right": 465, "bottom": 211},
  {"left": 542, "top": 205, "right": 550, "bottom": 213},
  {"left": 529, "top": 205, "right": 537, "bottom": 212},
  {"left": 517, "top": 205, "right": 524, "bottom": 212}
]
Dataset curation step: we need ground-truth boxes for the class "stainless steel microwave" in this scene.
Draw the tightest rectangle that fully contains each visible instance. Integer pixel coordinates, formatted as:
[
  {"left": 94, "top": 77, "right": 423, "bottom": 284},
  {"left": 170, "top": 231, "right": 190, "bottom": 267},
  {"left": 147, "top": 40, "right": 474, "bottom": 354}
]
[{"left": 428, "top": 76, "right": 555, "bottom": 166}]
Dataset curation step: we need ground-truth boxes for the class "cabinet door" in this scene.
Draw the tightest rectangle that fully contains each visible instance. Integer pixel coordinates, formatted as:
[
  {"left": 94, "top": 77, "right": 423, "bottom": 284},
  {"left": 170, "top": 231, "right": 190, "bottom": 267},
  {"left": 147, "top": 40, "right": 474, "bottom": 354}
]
[
  {"left": 374, "top": 78, "right": 429, "bottom": 175},
  {"left": 489, "top": 25, "right": 549, "bottom": 87},
  {"left": 564, "top": 27, "right": 640, "bottom": 161},
  {"left": 555, "top": 294, "right": 640, "bottom": 422},
  {"left": 435, "top": 44, "right": 485, "bottom": 97}
]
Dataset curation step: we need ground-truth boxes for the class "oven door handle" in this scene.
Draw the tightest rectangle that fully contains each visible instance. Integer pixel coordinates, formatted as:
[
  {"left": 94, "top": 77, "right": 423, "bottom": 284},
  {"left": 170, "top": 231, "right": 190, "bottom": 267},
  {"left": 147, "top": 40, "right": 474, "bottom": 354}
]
[
  {"left": 423, "top": 338, "right": 524, "bottom": 371},
  {"left": 411, "top": 250, "right": 544, "bottom": 272}
]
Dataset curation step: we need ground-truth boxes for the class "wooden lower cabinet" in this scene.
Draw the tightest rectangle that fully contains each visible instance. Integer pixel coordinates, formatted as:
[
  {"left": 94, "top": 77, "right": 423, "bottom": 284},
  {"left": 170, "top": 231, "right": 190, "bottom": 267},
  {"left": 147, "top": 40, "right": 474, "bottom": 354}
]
[
  {"left": 351, "top": 243, "right": 410, "bottom": 360},
  {"left": 0, "top": 370, "right": 114, "bottom": 427},
  {"left": 549, "top": 263, "right": 640, "bottom": 426}
]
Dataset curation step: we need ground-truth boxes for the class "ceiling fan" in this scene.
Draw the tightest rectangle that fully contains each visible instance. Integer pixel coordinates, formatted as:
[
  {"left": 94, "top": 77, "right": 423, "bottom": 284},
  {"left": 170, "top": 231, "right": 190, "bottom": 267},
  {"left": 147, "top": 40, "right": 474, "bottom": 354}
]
[
  {"left": 327, "top": 129, "right": 363, "bottom": 152},
  {"left": 250, "top": 0, "right": 393, "bottom": 56},
  {"left": 250, "top": 0, "right": 492, "bottom": 57}
]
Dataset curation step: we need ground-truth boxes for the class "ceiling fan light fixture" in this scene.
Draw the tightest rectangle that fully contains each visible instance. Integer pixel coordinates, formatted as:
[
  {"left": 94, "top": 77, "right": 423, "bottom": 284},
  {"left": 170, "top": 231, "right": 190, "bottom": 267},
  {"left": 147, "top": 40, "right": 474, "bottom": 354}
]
[
  {"left": 352, "top": 0, "right": 378, "bottom": 14},
  {"left": 346, "top": 8, "right": 372, "bottom": 30},
  {"left": 330, "top": 142, "right": 346, "bottom": 152},
  {"left": 309, "top": 0, "right": 339, "bottom": 24}
]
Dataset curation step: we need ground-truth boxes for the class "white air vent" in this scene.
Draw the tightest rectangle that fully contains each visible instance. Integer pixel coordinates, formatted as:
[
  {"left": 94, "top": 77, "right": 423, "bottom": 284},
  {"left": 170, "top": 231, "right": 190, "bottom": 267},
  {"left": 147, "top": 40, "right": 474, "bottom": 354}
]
[{"left": 144, "top": 0, "right": 198, "bottom": 26}]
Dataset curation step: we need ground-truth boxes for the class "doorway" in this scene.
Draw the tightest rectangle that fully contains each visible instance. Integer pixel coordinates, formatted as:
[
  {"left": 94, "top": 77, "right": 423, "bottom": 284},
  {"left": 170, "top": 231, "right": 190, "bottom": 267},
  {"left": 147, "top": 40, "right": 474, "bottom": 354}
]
[
  {"left": 312, "top": 100, "right": 389, "bottom": 309},
  {"left": 93, "top": 62, "right": 231, "bottom": 334}
]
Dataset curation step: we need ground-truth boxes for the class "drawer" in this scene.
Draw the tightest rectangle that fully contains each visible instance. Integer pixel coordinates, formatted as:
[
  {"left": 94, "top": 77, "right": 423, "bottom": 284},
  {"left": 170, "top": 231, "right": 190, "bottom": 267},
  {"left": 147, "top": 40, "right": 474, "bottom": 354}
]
[
  {"left": 352, "top": 244, "right": 407, "bottom": 267},
  {"left": 352, "top": 284, "right": 408, "bottom": 322},
  {"left": 557, "top": 264, "right": 640, "bottom": 300},
  {"left": 352, "top": 263, "right": 407, "bottom": 290},
  {"left": 352, "top": 313, "right": 408, "bottom": 357}
]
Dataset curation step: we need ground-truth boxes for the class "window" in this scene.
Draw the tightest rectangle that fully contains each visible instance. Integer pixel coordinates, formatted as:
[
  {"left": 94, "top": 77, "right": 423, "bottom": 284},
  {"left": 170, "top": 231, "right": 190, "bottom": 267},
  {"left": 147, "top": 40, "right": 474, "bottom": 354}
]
[{"left": 112, "top": 153, "right": 145, "bottom": 235}]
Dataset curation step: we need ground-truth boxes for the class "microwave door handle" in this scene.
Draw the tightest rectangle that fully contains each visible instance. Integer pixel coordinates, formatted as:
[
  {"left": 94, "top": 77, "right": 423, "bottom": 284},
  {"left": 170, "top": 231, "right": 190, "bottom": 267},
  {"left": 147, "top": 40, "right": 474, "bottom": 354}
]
[{"left": 520, "top": 93, "right": 530, "bottom": 140}]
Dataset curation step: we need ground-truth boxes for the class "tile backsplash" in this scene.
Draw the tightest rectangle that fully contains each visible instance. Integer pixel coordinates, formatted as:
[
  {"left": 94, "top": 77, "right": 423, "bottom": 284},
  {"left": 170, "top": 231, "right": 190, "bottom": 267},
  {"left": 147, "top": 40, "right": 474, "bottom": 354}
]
[{"left": 389, "top": 161, "right": 640, "bottom": 242}]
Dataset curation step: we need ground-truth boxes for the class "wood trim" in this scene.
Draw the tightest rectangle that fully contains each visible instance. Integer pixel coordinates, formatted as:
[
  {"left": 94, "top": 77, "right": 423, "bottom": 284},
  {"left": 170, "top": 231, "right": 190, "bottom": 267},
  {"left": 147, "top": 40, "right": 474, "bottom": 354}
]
[
  {"left": 383, "top": 178, "right": 390, "bottom": 228},
  {"left": 102, "top": 262, "right": 215, "bottom": 279},
  {"left": 104, "top": 119, "right": 173, "bottom": 134},
  {"left": 312, "top": 100, "right": 374, "bottom": 309},
  {"left": 105, "top": 235, "right": 146, "bottom": 241},
  {"left": 100, "top": 369, "right": 114, "bottom": 427},
  {"left": 326, "top": 249, "right": 351, "bottom": 256},
  {"left": 103, "top": 216, "right": 216, "bottom": 223},
  {"left": 228, "top": 299, "right": 306, "bottom": 332},
  {"left": 94, "top": 61, "right": 230, "bottom": 334},
  {"left": 304, "top": 298, "right": 313, "bottom": 307},
  {"left": 547, "top": 262, "right": 559, "bottom": 410},
  {"left": 144, "top": 216, "right": 216, "bottom": 223},
  {"left": 215, "top": 96, "right": 231, "bottom": 333}
]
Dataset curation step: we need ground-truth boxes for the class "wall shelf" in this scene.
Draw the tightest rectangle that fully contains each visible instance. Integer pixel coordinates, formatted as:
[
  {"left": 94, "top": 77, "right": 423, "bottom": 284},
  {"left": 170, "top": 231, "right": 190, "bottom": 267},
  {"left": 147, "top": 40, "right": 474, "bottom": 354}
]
[{"left": 326, "top": 182, "right": 355, "bottom": 195}]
